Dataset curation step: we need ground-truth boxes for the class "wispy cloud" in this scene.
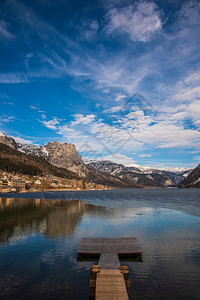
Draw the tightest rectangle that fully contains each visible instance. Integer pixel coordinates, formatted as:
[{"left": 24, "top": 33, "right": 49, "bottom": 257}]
[
  {"left": 11, "top": 136, "right": 33, "bottom": 144},
  {"left": 30, "top": 105, "right": 37, "bottom": 110},
  {"left": 104, "top": 1, "right": 162, "bottom": 42},
  {"left": 0, "top": 19, "right": 14, "bottom": 39},
  {"left": 115, "top": 94, "right": 127, "bottom": 102},
  {"left": 100, "top": 153, "right": 136, "bottom": 166},
  {"left": 138, "top": 154, "right": 151, "bottom": 158},
  {"left": 177, "top": 0, "right": 200, "bottom": 27},
  {"left": 172, "top": 86, "right": 200, "bottom": 103},
  {"left": 0, "top": 73, "right": 28, "bottom": 83},
  {"left": 2, "top": 101, "right": 14, "bottom": 105},
  {"left": 0, "top": 116, "right": 15, "bottom": 123}
]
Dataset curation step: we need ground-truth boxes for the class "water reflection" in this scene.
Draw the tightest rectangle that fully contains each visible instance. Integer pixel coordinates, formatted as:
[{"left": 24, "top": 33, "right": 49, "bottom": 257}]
[
  {"left": 0, "top": 198, "right": 106, "bottom": 243},
  {"left": 2, "top": 188, "right": 200, "bottom": 217},
  {"left": 0, "top": 196, "right": 199, "bottom": 300}
]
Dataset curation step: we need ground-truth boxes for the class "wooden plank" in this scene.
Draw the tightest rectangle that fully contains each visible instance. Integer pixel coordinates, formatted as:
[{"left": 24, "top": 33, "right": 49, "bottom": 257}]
[
  {"left": 97, "top": 278, "right": 124, "bottom": 282},
  {"left": 95, "top": 270, "right": 129, "bottom": 300},
  {"left": 96, "top": 294, "right": 127, "bottom": 300},
  {"left": 97, "top": 270, "right": 122, "bottom": 276},
  {"left": 78, "top": 237, "right": 142, "bottom": 255}
]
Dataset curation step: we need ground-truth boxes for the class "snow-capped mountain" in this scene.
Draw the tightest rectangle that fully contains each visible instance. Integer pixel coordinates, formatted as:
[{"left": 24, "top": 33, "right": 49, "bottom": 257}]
[
  {"left": 17, "top": 143, "right": 49, "bottom": 160},
  {"left": 86, "top": 160, "right": 193, "bottom": 187},
  {"left": 0, "top": 132, "right": 194, "bottom": 187},
  {"left": 0, "top": 132, "right": 87, "bottom": 177},
  {"left": 0, "top": 132, "right": 18, "bottom": 149}
]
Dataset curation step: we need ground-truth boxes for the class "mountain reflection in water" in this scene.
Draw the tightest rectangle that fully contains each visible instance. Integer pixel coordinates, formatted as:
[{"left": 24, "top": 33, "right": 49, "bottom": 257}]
[{"left": 0, "top": 198, "right": 106, "bottom": 242}]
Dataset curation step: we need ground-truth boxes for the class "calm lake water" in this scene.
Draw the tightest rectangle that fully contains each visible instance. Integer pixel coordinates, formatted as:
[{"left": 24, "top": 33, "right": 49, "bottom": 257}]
[{"left": 0, "top": 188, "right": 200, "bottom": 299}]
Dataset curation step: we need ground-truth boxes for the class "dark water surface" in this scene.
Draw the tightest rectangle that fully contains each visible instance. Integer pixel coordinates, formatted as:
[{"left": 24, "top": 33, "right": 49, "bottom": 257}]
[{"left": 0, "top": 188, "right": 200, "bottom": 299}]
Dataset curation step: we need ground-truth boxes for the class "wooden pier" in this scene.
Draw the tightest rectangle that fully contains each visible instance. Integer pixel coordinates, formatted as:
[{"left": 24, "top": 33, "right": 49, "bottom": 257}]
[
  {"left": 78, "top": 237, "right": 142, "bottom": 256},
  {"left": 96, "top": 269, "right": 128, "bottom": 300},
  {"left": 77, "top": 237, "right": 142, "bottom": 300}
]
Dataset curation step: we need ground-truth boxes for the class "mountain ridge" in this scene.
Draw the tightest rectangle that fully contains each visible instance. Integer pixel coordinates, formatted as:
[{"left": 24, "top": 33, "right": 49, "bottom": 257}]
[
  {"left": 86, "top": 160, "right": 192, "bottom": 187},
  {"left": 0, "top": 142, "right": 80, "bottom": 180},
  {"left": 179, "top": 164, "right": 200, "bottom": 188},
  {"left": 0, "top": 132, "right": 87, "bottom": 177},
  {"left": 0, "top": 132, "right": 196, "bottom": 188}
]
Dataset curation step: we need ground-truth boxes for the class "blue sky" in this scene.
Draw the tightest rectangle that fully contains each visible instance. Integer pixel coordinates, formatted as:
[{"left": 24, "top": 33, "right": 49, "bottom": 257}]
[{"left": 0, "top": 0, "right": 200, "bottom": 169}]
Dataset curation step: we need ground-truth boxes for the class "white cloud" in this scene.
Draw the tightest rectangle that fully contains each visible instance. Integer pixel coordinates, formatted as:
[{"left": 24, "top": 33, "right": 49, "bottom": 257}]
[
  {"left": 138, "top": 154, "right": 151, "bottom": 158},
  {"left": 57, "top": 125, "right": 74, "bottom": 134},
  {"left": 161, "top": 100, "right": 200, "bottom": 128},
  {"left": 103, "top": 89, "right": 110, "bottom": 94},
  {"left": 173, "top": 86, "right": 200, "bottom": 102},
  {"left": 184, "top": 72, "right": 200, "bottom": 84},
  {"left": 101, "top": 153, "right": 136, "bottom": 166},
  {"left": 0, "top": 73, "right": 28, "bottom": 83},
  {"left": 30, "top": 105, "right": 37, "bottom": 110},
  {"left": 103, "top": 106, "right": 122, "bottom": 113},
  {"left": 11, "top": 136, "right": 33, "bottom": 144},
  {"left": 55, "top": 101, "right": 200, "bottom": 157},
  {"left": 186, "top": 100, "right": 200, "bottom": 126},
  {"left": 194, "top": 156, "right": 200, "bottom": 161},
  {"left": 115, "top": 94, "right": 127, "bottom": 102},
  {"left": 42, "top": 118, "right": 60, "bottom": 130},
  {"left": 71, "top": 114, "right": 96, "bottom": 126},
  {"left": 2, "top": 101, "right": 14, "bottom": 105},
  {"left": 105, "top": 1, "right": 162, "bottom": 42},
  {"left": 0, "top": 116, "right": 15, "bottom": 123}
]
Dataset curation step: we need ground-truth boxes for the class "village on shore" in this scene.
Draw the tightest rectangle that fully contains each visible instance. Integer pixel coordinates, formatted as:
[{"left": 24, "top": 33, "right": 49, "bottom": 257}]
[{"left": 0, "top": 171, "right": 111, "bottom": 193}]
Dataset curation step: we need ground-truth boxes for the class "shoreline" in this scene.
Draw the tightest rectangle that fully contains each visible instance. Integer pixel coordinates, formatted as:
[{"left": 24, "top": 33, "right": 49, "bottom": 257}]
[{"left": 0, "top": 186, "right": 182, "bottom": 198}]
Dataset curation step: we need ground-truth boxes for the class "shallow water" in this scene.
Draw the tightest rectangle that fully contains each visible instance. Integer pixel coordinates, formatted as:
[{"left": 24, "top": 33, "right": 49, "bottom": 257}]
[{"left": 0, "top": 189, "right": 200, "bottom": 299}]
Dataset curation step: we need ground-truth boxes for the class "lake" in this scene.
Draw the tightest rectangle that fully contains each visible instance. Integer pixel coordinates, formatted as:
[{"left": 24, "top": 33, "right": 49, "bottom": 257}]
[{"left": 0, "top": 188, "right": 200, "bottom": 299}]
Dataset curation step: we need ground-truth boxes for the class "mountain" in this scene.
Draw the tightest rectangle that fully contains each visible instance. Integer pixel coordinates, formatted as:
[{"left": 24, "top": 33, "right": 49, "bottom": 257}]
[
  {"left": 0, "top": 132, "right": 193, "bottom": 188},
  {"left": 179, "top": 164, "right": 200, "bottom": 188},
  {"left": 18, "top": 141, "right": 87, "bottom": 177},
  {"left": 45, "top": 141, "right": 87, "bottom": 177},
  {"left": 86, "top": 160, "right": 192, "bottom": 187},
  {"left": 0, "top": 132, "right": 87, "bottom": 177},
  {"left": 0, "top": 142, "right": 143, "bottom": 189},
  {"left": 0, "top": 133, "right": 142, "bottom": 188},
  {"left": 161, "top": 169, "right": 192, "bottom": 185},
  {"left": 86, "top": 165, "right": 143, "bottom": 188},
  {"left": 0, "top": 132, "right": 18, "bottom": 149},
  {"left": 0, "top": 142, "right": 80, "bottom": 179}
]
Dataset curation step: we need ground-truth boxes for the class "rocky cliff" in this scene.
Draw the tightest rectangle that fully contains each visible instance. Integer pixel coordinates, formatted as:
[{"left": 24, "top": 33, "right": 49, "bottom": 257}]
[
  {"left": 0, "top": 132, "right": 87, "bottom": 177},
  {"left": 0, "top": 132, "right": 18, "bottom": 149},
  {"left": 45, "top": 141, "right": 87, "bottom": 177},
  {"left": 0, "top": 142, "right": 80, "bottom": 179}
]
